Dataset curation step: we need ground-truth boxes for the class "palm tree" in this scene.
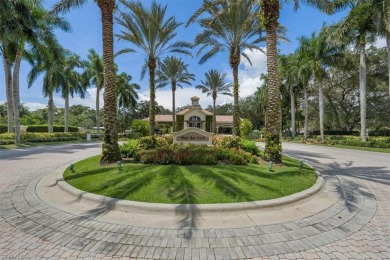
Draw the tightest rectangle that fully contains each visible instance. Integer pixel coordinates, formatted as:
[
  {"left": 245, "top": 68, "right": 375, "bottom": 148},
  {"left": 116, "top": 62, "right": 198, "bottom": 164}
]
[
  {"left": 28, "top": 47, "right": 68, "bottom": 133},
  {"left": 298, "top": 30, "right": 342, "bottom": 143},
  {"left": 116, "top": 72, "right": 140, "bottom": 111},
  {"left": 60, "top": 54, "right": 87, "bottom": 132},
  {"left": 116, "top": 0, "right": 192, "bottom": 135},
  {"left": 84, "top": 49, "right": 104, "bottom": 134},
  {"left": 295, "top": 50, "right": 312, "bottom": 141},
  {"left": 279, "top": 53, "right": 300, "bottom": 138},
  {"left": 372, "top": 0, "right": 390, "bottom": 95},
  {"left": 0, "top": 0, "right": 31, "bottom": 133},
  {"left": 53, "top": 0, "right": 120, "bottom": 164},
  {"left": 156, "top": 56, "right": 195, "bottom": 132},
  {"left": 187, "top": 0, "right": 262, "bottom": 136},
  {"left": 196, "top": 69, "right": 233, "bottom": 133},
  {"left": 329, "top": 2, "right": 378, "bottom": 142},
  {"left": 3, "top": 0, "right": 70, "bottom": 142}
]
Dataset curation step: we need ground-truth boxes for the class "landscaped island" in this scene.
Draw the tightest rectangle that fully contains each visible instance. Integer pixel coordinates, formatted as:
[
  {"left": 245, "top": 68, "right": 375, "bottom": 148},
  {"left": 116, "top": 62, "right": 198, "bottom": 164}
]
[{"left": 64, "top": 136, "right": 317, "bottom": 204}]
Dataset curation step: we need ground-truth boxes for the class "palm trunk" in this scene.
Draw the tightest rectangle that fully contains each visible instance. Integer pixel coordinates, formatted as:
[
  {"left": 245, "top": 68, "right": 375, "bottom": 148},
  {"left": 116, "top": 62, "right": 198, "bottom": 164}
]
[
  {"left": 64, "top": 91, "right": 69, "bottom": 132},
  {"left": 318, "top": 82, "right": 325, "bottom": 143},
  {"left": 98, "top": 0, "right": 121, "bottom": 164},
  {"left": 262, "top": 0, "right": 282, "bottom": 163},
  {"left": 290, "top": 86, "right": 295, "bottom": 138},
  {"left": 359, "top": 42, "right": 367, "bottom": 142},
  {"left": 48, "top": 90, "right": 54, "bottom": 133},
  {"left": 12, "top": 49, "right": 23, "bottom": 144},
  {"left": 386, "top": 35, "right": 389, "bottom": 96},
  {"left": 303, "top": 84, "right": 308, "bottom": 141},
  {"left": 96, "top": 87, "right": 100, "bottom": 134},
  {"left": 3, "top": 57, "right": 13, "bottom": 133},
  {"left": 230, "top": 51, "right": 240, "bottom": 136},
  {"left": 148, "top": 57, "right": 156, "bottom": 135},
  {"left": 172, "top": 81, "right": 176, "bottom": 132},
  {"left": 213, "top": 98, "right": 216, "bottom": 134}
]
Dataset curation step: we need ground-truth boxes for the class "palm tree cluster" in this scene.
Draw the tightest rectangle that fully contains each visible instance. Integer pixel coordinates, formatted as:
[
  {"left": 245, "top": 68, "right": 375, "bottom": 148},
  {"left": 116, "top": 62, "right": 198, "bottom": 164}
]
[{"left": 2, "top": 0, "right": 388, "bottom": 164}]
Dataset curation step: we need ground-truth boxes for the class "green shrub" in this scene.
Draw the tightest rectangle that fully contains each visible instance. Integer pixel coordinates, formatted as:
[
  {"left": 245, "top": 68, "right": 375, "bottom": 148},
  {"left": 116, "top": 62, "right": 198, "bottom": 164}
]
[
  {"left": 138, "top": 136, "right": 157, "bottom": 150},
  {"left": 0, "top": 133, "right": 15, "bottom": 140},
  {"left": 162, "top": 135, "right": 173, "bottom": 145},
  {"left": 241, "top": 139, "right": 260, "bottom": 155},
  {"left": 0, "top": 125, "right": 7, "bottom": 134},
  {"left": 134, "top": 144, "right": 255, "bottom": 165},
  {"left": 240, "top": 119, "right": 253, "bottom": 139},
  {"left": 155, "top": 136, "right": 169, "bottom": 147},
  {"left": 26, "top": 125, "right": 79, "bottom": 133},
  {"left": 131, "top": 120, "right": 149, "bottom": 137},
  {"left": 369, "top": 129, "right": 390, "bottom": 137},
  {"left": 213, "top": 135, "right": 242, "bottom": 149},
  {"left": 120, "top": 140, "right": 138, "bottom": 158}
]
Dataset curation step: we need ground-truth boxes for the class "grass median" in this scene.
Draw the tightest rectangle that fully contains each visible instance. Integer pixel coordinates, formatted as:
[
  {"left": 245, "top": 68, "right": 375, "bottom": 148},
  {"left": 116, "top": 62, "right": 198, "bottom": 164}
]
[{"left": 64, "top": 155, "right": 317, "bottom": 204}]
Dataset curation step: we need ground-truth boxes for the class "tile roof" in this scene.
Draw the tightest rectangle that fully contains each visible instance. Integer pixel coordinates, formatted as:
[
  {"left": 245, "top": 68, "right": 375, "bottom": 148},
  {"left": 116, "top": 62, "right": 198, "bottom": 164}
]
[{"left": 144, "top": 114, "right": 233, "bottom": 123}]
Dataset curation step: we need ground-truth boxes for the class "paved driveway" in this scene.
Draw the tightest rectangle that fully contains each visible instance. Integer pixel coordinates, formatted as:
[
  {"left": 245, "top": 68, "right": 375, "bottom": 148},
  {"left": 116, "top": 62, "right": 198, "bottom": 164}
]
[{"left": 0, "top": 142, "right": 389, "bottom": 259}]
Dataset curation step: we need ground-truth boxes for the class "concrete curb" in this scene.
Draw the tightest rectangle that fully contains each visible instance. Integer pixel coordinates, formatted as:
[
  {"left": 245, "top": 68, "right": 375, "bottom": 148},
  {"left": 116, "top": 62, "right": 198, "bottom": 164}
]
[{"left": 55, "top": 162, "right": 324, "bottom": 213}]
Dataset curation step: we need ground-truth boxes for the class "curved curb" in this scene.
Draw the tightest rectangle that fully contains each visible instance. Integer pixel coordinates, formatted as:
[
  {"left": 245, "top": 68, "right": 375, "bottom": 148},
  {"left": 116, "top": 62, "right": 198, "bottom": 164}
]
[{"left": 55, "top": 164, "right": 324, "bottom": 213}]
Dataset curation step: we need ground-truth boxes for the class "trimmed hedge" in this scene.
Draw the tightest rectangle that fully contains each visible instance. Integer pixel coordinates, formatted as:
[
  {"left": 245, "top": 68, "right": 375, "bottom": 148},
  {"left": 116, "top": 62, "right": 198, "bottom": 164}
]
[
  {"left": 310, "top": 130, "right": 359, "bottom": 136},
  {"left": 26, "top": 125, "right": 79, "bottom": 133},
  {"left": 0, "top": 125, "right": 7, "bottom": 134},
  {"left": 0, "top": 132, "right": 101, "bottom": 145},
  {"left": 133, "top": 145, "right": 257, "bottom": 165},
  {"left": 369, "top": 129, "right": 390, "bottom": 137}
]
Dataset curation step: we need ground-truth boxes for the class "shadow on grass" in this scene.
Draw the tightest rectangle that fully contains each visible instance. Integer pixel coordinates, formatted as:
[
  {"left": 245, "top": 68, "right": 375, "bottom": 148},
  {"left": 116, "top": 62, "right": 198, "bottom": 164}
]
[{"left": 65, "top": 158, "right": 318, "bottom": 238}]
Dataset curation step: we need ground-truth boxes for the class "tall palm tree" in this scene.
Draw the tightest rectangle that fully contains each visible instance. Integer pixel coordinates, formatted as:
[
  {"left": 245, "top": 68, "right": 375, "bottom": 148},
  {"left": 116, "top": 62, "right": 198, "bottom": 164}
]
[
  {"left": 187, "top": 0, "right": 262, "bottom": 136},
  {"left": 196, "top": 69, "right": 233, "bottom": 133},
  {"left": 116, "top": 0, "right": 192, "bottom": 135},
  {"left": 298, "top": 30, "right": 342, "bottom": 143},
  {"left": 279, "top": 53, "right": 300, "bottom": 138},
  {"left": 370, "top": 0, "right": 389, "bottom": 94},
  {"left": 259, "top": 0, "right": 338, "bottom": 162},
  {"left": 116, "top": 72, "right": 140, "bottom": 111},
  {"left": 60, "top": 54, "right": 87, "bottom": 132},
  {"left": 28, "top": 47, "right": 68, "bottom": 133},
  {"left": 156, "top": 56, "right": 195, "bottom": 132},
  {"left": 329, "top": 2, "right": 378, "bottom": 142},
  {"left": 3, "top": 0, "right": 70, "bottom": 142},
  {"left": 83, "top": 49, "right": 104, "bottom": 134},
  {"left": 296, "top": 50, "right": 312, "bottom": 140},
  {"left": 0, "top": 0, "right": 31, "bottom": 133},
  {"left": 53, "top": 0, "right": 120, "bottom": 164}
]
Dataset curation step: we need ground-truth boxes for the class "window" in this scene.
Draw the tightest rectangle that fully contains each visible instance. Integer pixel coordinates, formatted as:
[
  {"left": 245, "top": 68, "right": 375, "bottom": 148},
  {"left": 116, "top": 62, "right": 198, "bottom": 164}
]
[{"left": 189, "top": 116, "right": 201, "bottom": 128}]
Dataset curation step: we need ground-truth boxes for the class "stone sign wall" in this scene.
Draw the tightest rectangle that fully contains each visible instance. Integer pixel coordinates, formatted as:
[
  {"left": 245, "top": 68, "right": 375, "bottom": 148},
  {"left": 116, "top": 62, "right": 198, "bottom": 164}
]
[{"left": 173, "top": 128, "right": 213, "bottom": 145}]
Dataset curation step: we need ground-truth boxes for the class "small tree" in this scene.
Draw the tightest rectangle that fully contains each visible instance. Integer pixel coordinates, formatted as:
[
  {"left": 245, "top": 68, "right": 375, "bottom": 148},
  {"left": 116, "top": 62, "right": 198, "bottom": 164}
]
[{"left": 240, "top": 119, "right": 253, "bottom": 139}]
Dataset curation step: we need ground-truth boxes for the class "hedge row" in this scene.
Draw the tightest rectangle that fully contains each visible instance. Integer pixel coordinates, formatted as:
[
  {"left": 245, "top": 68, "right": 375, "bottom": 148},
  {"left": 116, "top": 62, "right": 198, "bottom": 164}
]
[
  {"left": 0, "top": 125, "right": 7, "bottom": 134},
  {"left": 133, "top": 145, "right": 257, "bottom": 165},
  {"left": 26, "top": 125, "right": 79, "bottom": 133},
  {"left": 0, "top": 132, "right": 101, "bottom": 145},
  {"left": 309, "top": 130, "right": 360, "bottom": 136}
]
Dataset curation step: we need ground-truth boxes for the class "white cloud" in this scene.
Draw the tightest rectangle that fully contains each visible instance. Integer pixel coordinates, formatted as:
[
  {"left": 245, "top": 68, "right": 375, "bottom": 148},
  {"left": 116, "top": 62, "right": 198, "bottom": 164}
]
[
  {"left": 53, "top": 87, "right": 104, "bottom": 110},
  {"left": 238, "top": 49, "right": 267, "bottom": 98},
  {"left": 372, "top": 37, "right": 386, "bottom": 48},
  {"left": 0, "top": 100, "right": 47, "bottom": 111}
]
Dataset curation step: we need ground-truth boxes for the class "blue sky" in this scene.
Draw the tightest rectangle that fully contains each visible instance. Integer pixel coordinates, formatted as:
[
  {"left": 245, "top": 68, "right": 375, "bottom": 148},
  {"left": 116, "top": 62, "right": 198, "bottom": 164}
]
[{"left": 1, "top": 0, "right": 378, "bottom": 111}]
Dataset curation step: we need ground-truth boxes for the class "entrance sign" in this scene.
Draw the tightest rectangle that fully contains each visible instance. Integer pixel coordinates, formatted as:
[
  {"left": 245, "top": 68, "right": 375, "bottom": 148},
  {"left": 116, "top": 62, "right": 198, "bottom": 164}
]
[{"left": 173, "top": 128, "right": 213, "bottom": 145}]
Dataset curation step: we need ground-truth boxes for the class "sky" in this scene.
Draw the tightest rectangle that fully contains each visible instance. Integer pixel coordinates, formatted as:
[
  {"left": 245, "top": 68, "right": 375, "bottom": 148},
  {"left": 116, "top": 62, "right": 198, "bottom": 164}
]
[{"left": 0, "top": 0, "right": 385, "bottom": 112}]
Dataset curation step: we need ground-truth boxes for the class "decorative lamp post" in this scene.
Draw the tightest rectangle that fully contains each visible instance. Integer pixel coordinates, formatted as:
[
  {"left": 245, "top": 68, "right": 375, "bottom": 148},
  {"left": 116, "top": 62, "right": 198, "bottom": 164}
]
[
  {"left": 117, "top": 161, "right": 122, "bottom": 171},
  {"left": 268, "top": 161, "right": 273, "bottom": 172},
  {"left": 299, "top": 161, "right": 304, "bottom": 171}
]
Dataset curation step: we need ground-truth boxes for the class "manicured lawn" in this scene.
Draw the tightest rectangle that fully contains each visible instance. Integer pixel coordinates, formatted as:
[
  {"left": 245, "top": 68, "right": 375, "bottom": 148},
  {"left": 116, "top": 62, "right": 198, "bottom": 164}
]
[{"left": 64, "top": 156, "right": 317, "bottom": 204}]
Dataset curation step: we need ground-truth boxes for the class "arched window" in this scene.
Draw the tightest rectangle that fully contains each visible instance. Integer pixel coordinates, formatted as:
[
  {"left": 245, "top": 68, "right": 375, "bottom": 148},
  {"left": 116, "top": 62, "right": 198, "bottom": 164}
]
[{"left": 189, "top": 116, "right": 201, "bottom": 128}]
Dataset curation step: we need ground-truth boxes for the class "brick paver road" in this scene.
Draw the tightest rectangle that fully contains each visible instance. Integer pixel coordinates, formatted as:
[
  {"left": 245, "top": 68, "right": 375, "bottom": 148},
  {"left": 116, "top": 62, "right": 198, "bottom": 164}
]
[{"left": 0, "top": 142, "right": 389, "bottom": 259}]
